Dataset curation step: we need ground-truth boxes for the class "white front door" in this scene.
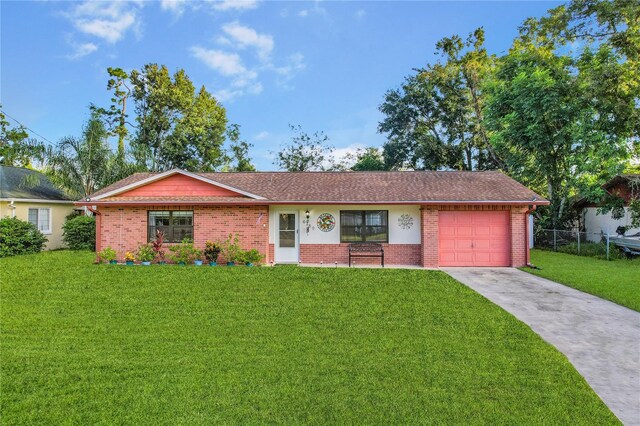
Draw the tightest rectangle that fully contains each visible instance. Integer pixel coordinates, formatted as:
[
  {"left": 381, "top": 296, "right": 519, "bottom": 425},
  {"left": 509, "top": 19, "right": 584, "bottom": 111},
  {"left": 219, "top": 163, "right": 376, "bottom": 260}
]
[{"left": 275, "top": 212, "right": 299, "bottom": 263}]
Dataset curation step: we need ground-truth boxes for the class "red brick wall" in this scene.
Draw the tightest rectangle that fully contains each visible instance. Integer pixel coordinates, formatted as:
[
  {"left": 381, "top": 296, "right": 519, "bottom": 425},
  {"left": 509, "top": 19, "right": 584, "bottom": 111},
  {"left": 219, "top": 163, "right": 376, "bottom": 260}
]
[
  {"left": 98, "top": 205, "right": 269, "bottom": 263},
  {"left": 299, "top": 243, "right": 421, "bottom": 266},
  {"left": 510, "top": 206, "right": 528, "bottom": 267},
  {"left": 421, "top": 208, "right": 439, "bottom": 268}
]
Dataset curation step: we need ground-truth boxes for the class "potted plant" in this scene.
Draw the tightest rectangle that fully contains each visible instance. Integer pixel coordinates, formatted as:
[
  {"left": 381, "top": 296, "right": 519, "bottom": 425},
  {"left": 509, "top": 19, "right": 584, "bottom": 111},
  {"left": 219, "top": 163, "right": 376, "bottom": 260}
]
[
  {"left": 152, "top": 229, "right": 166, "bottom": 264},
  {"left": 204, "top": 241, "right": 222, "bottom": 266},
  {"left": 125, "top": 251, "right": 135, "bottom": 265},
  {"left": 136, "top": 243, "right": 155, "bottom": 266},
  {"left": 194, "top": 250, "right": 204, "bottom": 266},
  {"left": 242, "top": 249, "right": 264, "bottom": 267},
  {"left": 221, "top": 233, "right": 241, "bottom": 266},
  {"left": 98, "top": 247, "right": 118, "bottom": 264},
  {"left": 169, "top": 239, "right": 199, "bottom": 265}
]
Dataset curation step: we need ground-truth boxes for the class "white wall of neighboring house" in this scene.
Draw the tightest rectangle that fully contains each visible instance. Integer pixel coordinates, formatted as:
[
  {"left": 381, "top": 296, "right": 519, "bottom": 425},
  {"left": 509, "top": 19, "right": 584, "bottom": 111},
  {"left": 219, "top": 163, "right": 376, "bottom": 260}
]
[
  {"left": 269, "top": 205, "right": 422, "bottom": 245},
  {"left": 583, "top": 207, "right": 640, "bottom": 241}
]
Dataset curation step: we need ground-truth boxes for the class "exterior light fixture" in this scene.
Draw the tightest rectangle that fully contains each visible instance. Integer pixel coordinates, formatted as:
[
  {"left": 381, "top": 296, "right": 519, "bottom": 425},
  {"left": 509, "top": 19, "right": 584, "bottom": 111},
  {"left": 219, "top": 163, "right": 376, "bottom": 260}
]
[{"left": 86, "top": 197, "right": 91, "bottom": 202}]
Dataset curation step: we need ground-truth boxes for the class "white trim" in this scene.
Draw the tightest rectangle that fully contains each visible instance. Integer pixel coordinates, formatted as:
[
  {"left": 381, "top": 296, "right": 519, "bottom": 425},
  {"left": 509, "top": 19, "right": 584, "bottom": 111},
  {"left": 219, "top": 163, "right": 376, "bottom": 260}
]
[
  {"left": 0, "top": 198, "right": 73, "bottom": 204},
  {"left": 91, "top": 169, "right": 265, "bottom": 201}
]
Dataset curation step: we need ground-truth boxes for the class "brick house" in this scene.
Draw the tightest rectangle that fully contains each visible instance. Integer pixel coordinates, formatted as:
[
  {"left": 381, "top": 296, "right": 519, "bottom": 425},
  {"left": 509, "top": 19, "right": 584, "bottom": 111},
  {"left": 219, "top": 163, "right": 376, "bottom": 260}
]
[{"left": 77, "top": 169, "right": 547, "bottom": 267}]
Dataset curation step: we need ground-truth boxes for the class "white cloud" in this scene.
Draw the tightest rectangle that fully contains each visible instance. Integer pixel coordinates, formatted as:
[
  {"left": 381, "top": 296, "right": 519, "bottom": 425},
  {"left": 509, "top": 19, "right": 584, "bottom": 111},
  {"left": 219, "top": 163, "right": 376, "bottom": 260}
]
[
  {"left": 160, "top": 0, "right": 189, "bottom": 16},
  {"left": 212, "top": 0, "right": 259, "bottom": 11},
  {"left": 298, "top": 10, "right": 309, "bottom": 17},
  {"left": 66, "top": 41, "right": 98, "bottom": 60},
  {"left": 190, "top": 47, "right": 254, "bottom": 77},
  {"left": 65, "top": 1, "right": 142, "bottom": 44},
  {"left": 270, "top": 53, "right": 306, "bottom": 88},
  {"left": 355, "top": 9, "right": 365, "bottom": 19},
  {"left": 254, "top": 131, "right": 270, "bottom": 141},
  {"left": 221, "top": 22, "right": 273, "bottom": 61},
  {"left": 297, "top": 1, "right": 327, "bottom": 18}
]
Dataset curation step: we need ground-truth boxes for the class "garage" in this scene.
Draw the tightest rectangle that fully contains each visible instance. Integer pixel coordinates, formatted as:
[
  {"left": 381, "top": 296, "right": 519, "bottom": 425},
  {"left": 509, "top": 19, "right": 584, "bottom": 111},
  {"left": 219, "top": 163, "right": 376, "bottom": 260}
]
[{"left": 438, "top": 211, "right": 511, "bottom": 266}]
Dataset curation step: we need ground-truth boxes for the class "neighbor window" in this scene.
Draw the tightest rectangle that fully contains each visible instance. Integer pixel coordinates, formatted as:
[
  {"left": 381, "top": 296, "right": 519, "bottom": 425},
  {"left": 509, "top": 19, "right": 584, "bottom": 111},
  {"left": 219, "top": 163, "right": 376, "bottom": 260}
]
[
  {"left": 340, "top": 210, "right": 388, "bottom": 243},
  {"left": 28, "top": 208, "right": 51, "bottom": 234},
  {"left": 148, "top": 211, "right": 193, "bottom": 243}
]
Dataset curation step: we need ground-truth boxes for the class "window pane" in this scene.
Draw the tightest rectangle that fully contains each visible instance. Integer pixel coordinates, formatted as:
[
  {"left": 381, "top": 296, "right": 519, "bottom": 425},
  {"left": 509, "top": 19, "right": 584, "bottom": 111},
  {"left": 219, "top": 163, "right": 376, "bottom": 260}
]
[
  {"left": 149, "top": 211, "right": 170, "bottom": 226},
  {"left": 28, "top": 208, "right": 38, "bottom": 226},
  {"left": 341, "top": 211, "right": 362, "bottom": 226},
  {"left": 148, "top": 211, "right": 193, "bottom": 243},
  {"left": 279, "top": 230, "right": 295, "bottom": 247},
  {"left": 341, "top": 210, "right": 388, "bottom": 243},
  {"left": 38, "top": 208, "right": 50, "bottom": 232},
  {"left": 279, "top": 213, "right": 295, "bottom": 231},
  {"left": 172, "top": 211, "right": 193, "bottom": 226}
]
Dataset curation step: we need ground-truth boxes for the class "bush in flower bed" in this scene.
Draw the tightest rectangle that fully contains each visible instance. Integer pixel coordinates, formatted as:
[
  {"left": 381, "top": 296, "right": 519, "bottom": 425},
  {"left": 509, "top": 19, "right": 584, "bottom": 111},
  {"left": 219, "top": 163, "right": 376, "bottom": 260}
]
[
  {"left": 169, "top": 239, "right": 201, "bottom": 265},
  {"left": 204, "top": 241, "right": 222, "bottom": 265},
  {"left": 136, "top": 243, "right": 155, "bottom": 265},
  {"left": 97, "top": 247, "right": 117, "bottom": 264}
]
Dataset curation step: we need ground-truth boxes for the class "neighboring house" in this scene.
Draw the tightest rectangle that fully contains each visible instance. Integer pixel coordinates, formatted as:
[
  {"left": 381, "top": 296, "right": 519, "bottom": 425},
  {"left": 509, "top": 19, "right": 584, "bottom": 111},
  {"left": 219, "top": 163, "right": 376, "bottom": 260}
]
[
  {"left": 77, "top": 169, "right": 547, "bottom": 267},
  {"left": 0, "top": 165, "right": 76, "bottom": 250},
  {"left": 577, "top": 174, "right": 640, "bottom": 241}
]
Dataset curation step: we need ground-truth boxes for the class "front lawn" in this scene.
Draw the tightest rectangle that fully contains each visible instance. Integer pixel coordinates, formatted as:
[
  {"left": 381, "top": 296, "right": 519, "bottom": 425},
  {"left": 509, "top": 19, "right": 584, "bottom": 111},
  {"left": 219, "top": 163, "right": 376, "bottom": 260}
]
[
  {"left": 1, "top": 251, "right": 617, "bottom": 424},
  {"left": 526, "top": 249, "right": 639, "bottom": 312}
]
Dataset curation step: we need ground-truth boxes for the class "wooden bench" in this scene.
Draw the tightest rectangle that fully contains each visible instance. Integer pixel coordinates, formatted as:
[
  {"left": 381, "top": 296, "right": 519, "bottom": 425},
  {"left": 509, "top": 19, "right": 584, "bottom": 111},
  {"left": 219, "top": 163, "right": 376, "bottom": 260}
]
[{"left": 348, "top": 243, "right": 384, "bottom": 267}]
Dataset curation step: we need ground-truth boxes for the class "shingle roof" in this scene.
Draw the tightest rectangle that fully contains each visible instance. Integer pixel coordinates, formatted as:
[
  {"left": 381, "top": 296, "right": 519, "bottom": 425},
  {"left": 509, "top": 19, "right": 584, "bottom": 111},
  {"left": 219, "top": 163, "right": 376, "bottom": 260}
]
[
  {"left": 86, "top": 169, "right": 546, "bottom": 205},
  {"left": 0, "top": 165, "right": 71, "bottom": 201}
]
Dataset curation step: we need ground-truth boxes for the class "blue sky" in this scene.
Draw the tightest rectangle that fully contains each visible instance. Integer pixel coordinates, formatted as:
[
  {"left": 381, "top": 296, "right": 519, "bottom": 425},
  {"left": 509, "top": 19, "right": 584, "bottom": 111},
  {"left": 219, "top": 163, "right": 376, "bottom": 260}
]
[{"left": 1, "top": 0, "right": 561, "bottom": 170}]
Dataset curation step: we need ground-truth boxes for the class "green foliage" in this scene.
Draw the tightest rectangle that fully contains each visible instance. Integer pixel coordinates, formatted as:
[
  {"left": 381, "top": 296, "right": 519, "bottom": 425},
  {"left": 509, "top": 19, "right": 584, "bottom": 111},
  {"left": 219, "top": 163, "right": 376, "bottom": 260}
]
[
  {"left": 135, "top": 243, "right": 155, "bottom": 262},
  {"left": 91, "top": 67, "right": 131, "bottom": 160},
  {"left": 526, "top": 249, "right": 639, "bottom": 311},
  {"left": 151, "top": 230, "right": 166, "bottom": 261},
  {"left": 0, "top": 217, "right": 47, "bottom": 257},
  {"left": 220, "top": 233, "right": 242, "bottom": 263},
  {"left": 378, "top": 28, "right": 500, "bottom": 171},
  {"left": 45, "top": 112, "right": 134, "bottom": 199},
  {"left": 129, "top": 64, "right": 228, "bottom": 172},
  {"left": 239, "top": 248, "right": 264, "bottom": 265},
  {"left": 225, "top": 124, "right": 256, "bottom": 171},
  {"left": 274, "top": 124, "right": 335, "bottom": 171},
  {"left": 0, "top": 108, "right": 44, "bottom": 167},
  {"left": 0, "top": 250, "right": 618, "bottom": 424},
  {"left": 168, "top": 239, "right": 201, "bottom": 264},
  {"left": 203, "top": 240, "right": 222, "bottom": 262},
  {"left": 62, "top": 215, "right": 95, "bottom": 251},
  {"left": 97, "top": 246, "right": 117, "bottom": 263},
  {"left": 349, "top": 147, "right": 387, "bottom": 171}
]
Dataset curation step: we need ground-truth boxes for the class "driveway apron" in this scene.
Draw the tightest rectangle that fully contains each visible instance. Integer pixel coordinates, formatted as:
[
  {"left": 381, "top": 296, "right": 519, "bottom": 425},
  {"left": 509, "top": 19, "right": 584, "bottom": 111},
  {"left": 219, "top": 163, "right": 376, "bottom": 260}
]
[{"left": 443, "top": 267, "right": 640, "bottom": 426}]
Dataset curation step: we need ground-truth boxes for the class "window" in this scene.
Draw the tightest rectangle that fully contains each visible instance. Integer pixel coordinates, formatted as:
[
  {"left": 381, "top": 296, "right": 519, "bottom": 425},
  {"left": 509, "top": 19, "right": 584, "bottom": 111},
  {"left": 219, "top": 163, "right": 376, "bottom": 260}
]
[
  {"left": 148, "top": 211, "right": 193, "bottom": 243},
  {"left": 340, "top": 210, "right": 388, "bottom": 243},
  {"left": 28, "top": 208, "right": 51, "bottom": 234}
]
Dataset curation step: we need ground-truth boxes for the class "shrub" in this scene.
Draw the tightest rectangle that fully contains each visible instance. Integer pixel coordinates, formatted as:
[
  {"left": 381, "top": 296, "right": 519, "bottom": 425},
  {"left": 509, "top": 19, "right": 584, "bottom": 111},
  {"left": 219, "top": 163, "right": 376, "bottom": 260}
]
[
  {"left": 124, "top": 251, "right": 135, "bottom": 262},
  {"left": 151, "top": 230, "right": 166, "bottom": 262},
  {"left": 136, "top": 243, "right": 155, "bottom": 262},
  {"left": 204, "top": 241, "right": 222, "bottom": 262},
  {"left": 169, "top": 239, "right": 201, "bottom": 264},
  {"left": 97, "top": 247, "right": 117, "bottom": 263},
  {"left": 62, "top": 215, "right": 95, "bottom": 251},
  {"left": 0, "top": 217, "right": 48, "bottom": 257},
  {"left": 241, "top": 249, "right": 264, "bottom": 265},
  {"left": 220, "top": 233, "right": 242, "bottom": 263}
]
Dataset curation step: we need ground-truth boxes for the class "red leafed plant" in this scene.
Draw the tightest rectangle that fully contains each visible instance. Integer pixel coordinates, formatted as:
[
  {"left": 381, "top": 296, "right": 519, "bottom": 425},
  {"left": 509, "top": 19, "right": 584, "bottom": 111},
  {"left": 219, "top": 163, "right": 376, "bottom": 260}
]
[{"left": 152, "top": 229, "right": 166, "bottom": 262}]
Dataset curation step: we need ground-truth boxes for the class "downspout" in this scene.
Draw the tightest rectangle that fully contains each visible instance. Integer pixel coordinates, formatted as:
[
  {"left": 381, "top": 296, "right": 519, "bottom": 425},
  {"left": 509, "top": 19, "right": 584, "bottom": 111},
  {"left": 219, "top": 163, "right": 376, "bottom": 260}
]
[
  {"left": 525, "top": 205, "right": 537, "bottom": 267},
  {"left": 8, "top": 200, "right": 16, "bottom": 218},
  {"left": 87, "top": 205, "right": 101, "bottom": 263}
]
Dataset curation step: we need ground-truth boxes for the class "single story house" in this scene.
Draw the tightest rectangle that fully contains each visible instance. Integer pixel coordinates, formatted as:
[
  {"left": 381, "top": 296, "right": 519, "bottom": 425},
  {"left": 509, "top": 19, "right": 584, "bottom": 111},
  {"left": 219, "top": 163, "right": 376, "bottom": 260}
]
[
  {"left": 577, "top": 174, "right": 639, "bottom": 241},
  {"left": 77, "top": 169, "right": 547, "bottom": 267},
  {"left": 0, "top": 165, "right": 76, "bottom": 250}
]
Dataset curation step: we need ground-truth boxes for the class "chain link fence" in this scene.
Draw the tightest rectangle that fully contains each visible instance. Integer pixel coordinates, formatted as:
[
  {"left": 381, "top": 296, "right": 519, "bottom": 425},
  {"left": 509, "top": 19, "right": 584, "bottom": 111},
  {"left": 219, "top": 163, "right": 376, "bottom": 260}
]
[{"left": 534, "top": 229, "right": 624, "bottom": 260}]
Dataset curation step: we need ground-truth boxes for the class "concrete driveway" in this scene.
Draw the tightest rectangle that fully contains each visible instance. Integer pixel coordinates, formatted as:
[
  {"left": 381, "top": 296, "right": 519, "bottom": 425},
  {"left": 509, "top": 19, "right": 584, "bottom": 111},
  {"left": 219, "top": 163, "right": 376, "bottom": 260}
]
[{"left": 443, "top": 267, "right": 640, "bottom": 426}]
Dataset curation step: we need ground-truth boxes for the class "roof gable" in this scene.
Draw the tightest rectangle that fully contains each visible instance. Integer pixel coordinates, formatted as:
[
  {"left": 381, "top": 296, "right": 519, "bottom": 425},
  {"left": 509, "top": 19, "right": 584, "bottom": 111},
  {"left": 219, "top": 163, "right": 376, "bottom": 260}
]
[{"left": 93, "top": 169, "right": 264, "bottom": 201}]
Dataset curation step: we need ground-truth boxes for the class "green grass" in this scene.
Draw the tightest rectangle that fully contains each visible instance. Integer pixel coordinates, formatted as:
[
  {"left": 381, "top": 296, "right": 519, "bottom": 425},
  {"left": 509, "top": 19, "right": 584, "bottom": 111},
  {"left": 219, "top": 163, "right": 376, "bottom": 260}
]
[
  {"left": 525, "top": 249, "right": 640, "bottom": 312},
  {"left": 1, "top": 251, "right": 617, "bottom": 425}
]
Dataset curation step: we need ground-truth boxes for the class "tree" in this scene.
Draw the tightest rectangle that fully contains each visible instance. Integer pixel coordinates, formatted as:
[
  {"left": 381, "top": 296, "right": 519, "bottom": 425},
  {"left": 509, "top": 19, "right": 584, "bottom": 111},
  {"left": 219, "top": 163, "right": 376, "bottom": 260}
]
[
  {"left": 349, "top": 147, "right": 387, "bottom": 171},
  {"left": 274, "top": 125, "right": 334, "bottom": 171},
  {"left": 44, "top": 113, "right": 124, "bottom": 199},
  {"left": 0, "top": 109, "right": 44, "bottom": 167},
  {"left": 129, "top": 64, "right": 228, "bottom": 172},
  {"left": 378, "top": 28, "right": 500, "bottom": 171},
  {"left": 91, "top": 67, "right": 132, "bottom": 160},
  {"left": 224, "top": 124, "right": 255, "bottom": 172},
  {"left": 485, "top": 20, "right": 634, "bottom": 229}
]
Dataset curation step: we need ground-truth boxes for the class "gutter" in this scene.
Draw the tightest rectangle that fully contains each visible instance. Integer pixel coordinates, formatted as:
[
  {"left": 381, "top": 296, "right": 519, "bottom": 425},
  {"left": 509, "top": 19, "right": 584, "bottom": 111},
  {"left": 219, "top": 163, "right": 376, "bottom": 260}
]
[{"left": 74, "top": 200, "right": 551, "bottom": 207}]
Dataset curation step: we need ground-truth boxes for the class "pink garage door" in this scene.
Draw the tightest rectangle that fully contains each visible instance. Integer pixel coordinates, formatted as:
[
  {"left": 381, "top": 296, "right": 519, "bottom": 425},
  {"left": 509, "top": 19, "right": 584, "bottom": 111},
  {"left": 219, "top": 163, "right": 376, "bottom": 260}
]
[{"left": 438, "top": 211, "right": 511, "bottom": 267}]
